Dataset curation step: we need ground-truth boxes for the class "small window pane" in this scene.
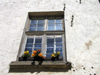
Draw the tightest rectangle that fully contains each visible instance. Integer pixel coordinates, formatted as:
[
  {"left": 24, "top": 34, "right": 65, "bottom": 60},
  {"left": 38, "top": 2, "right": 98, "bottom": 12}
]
[
  {"left": 37, "top": 24, "right": 44, "bottom": 27},
  {"left": 56, "top": 24, "right": 62, "bottom": 30},
  {"left": 56, "top": 20, "right": 62, "bottom": 23},
  {"left": 29, "top": 27, "right": 36, "bottom": 31},
  {"left": 38, "top": 20, "right": 44, "bottom": 24},
  {"left": 47, "top": 38, "right": 54, "bottom": 44},
  {"left": 31, "top": 20, "right": 37, "bottom": 24},
  {"left": 46, "top": 48, "right": 54, "bottom": 57},
  {"left": 34, "top": 44, "right": 41, "bottom": 47},
  {"left": 30, "top": 25, "right": 36, "bottom": 28},
  {"left": 48, "top": 20, "right": 54, "bottom": 23},
  {"left": 35, "top": 38, "right": 42, "bottom": 44},
  {"left": 47, "top": 44, "right": 54, "bottom": 47},
  {"left": 27, "top": 38, "right": 34, "bottom": 44},
  {"left": 55, "top": 36, "right": 62, "bottom": 43},
  {"left": 56, "top": 43, "right": 62, "bottom": 47},
  {"left": 48, "top": 24, "right": 54, "bottom": 30},
  {"left": 56, "top": 48, "right": 63, "bottom": 53},
  {"left": 26, "top": 44, "right": 33, "bottom": 47}
]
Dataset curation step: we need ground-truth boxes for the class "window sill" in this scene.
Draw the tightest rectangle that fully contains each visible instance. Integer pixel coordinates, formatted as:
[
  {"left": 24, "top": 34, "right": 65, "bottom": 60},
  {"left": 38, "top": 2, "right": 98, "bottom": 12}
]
[{"left": 9, "top": 61, "right": 71, "bottom": 72}]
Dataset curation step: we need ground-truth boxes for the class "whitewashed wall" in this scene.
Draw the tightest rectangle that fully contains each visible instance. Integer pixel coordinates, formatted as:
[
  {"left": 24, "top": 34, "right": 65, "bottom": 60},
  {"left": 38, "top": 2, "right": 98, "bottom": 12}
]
[{"left": 0, "top": 0, "right": 100, "bottom": 75}]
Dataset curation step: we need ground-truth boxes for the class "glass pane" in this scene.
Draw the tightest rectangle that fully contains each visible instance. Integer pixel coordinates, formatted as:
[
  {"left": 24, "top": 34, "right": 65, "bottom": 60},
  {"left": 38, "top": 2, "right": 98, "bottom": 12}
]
[
  {"left": 34, "top": 44, "right": 41, "bottom": 47},
  {"left": 55, "top": 36, "right": 62, "bottom": 43},
  {"left": 25, "top": 48, "right": 32, "bottom": 54},
  {"left": 34, "top": 47, "right": 41, "bottom": 51},
  {"left": 46, "top": 54, "right": 51, "bottom": 57},
  {"left": 48, "top": 24, "right": 54, "bottom": 30},
  {"left": 56, "top": 48, "right": 63, "bottom": 53},
  {"left": 30, "top": 24, "right": 36, "bottom": 27},
  {"left": 26, "top": 44, "right": 33, "bottom": 47},
  {"left": 37, "top": 27, "right": 44, "bottom": 31},
  {"left": 46, "top": 48, "right": 54, "bottom": 54},
  {"left": 27, "top": 38, "right": 34, "bottom": 44},
  {"left": 56, "top": 24, "right": 62, "bottom": 30},
  {"left": 47, "top": 38, "right": 54, "bottom": 44},
  {"left": 56, "top": 19, "right": 62, "bottom": 23},
  {"left": 35, "top": 38, "right": 42, "bottom": 44},
  {"left": 47, "top": 44, "right": 54, "bottom": 47},
  {"left": 37, "top": 24, "right": 44, "bottom": 27},
  {"left": 48, "top": 20, "right": 54, "bottom": 23},
  {"left": 56, "top": 43, "right": 62, "bottom": 47},
  {"left": 29, "top": 27, "right": 36, "bottom": 31},
  {"left": 38, "top": 20, "right": 44, "bottom": 24},
  {"left": 31, "top": 20, "right": 37, "bottom": 24}
]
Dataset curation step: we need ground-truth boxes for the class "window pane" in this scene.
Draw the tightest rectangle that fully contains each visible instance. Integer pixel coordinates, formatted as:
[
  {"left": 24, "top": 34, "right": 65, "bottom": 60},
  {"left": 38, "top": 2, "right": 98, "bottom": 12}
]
[
  {"left": 34, "top": 44, "right": 41, "bottom": 47},
  {"left": 55, "top": 36, "right": 62, "bottom": 43},
  {"left": 38, "top": 20, "right": 44, "bottom": 24},
  {"left": 46, "top": 48, "right": 54, "bottom": 57},
  {"left": 56, "top": 24, "right": 62, "bottom": 30},
  {"left": 47, "top": 37, "right": 54, "bottom": 44},
  {"left": 56, "top": 43, "right": 62, "bottom": 47},
  {"left": 47, "top": 44, "right": 54, "bottom": 47},
  {"left": 48, "top": 24, "right": 54, "bottom": 30},
  {"left": 48, "top": 20, "right": 54, "bottom": 23},
  {"left": 56, "top": 19, "right": 62, "bottom": 23},
  {"left": 35, "top": 38, "right": 42, "bottom": 44},
  {"left": 25, "top": 48, "right": 32, "bottom": 54},
  {"left": 37, "top": 27, "right": 44, "bottom": 31},
  {"left": 29, "top": 27, "right": 36, "bottom": 31},
  {"left": 56, "top": 48, "right": 63, "bottom": 53},
  {"left": 30, "top": 24, "right": 36, "bottom": 27},
  {"left": 26, "top": 44, "right": 33, "bottom": 47},
  {"left": 31, "top": 20, "right": 37, "bottom": 24},
  {"left": 26, "top": 38, "right": 34, "bottom": 44}
]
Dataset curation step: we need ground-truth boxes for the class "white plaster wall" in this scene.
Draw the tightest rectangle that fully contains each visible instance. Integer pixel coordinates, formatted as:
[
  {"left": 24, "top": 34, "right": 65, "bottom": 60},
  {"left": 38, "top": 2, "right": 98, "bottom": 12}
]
[{"left": 0, "top": 0, "right": 100, "bottom": 75}]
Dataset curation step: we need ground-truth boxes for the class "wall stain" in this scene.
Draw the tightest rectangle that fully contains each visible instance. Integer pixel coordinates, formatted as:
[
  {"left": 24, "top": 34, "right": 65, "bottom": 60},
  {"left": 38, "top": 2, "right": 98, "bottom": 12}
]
[{"left": 85, "top": 40, "right": 92, "bottom": 50}]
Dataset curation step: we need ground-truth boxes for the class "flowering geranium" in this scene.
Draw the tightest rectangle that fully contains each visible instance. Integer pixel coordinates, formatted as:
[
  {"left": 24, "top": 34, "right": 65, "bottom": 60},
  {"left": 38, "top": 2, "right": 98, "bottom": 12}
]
[
  {"left": 51, "top": 52, "right": 60, "bottom": 57},
  {"left": 22, "top": 51, "right": 30, "bottom": 57},
  {"left": 32, "top": 49, "right": 45, "bottom": 61}
]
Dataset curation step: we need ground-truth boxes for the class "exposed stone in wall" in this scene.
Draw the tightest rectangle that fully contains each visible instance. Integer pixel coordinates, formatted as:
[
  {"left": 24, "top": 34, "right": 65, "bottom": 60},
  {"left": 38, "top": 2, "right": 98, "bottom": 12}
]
[{"left": 0, "top": 0, "right": 100, "bottom": 75}]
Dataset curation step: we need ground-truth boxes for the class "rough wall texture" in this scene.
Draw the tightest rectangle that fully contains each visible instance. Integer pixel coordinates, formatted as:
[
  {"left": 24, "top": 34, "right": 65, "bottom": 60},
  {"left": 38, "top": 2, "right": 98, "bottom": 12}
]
[{"left": 0, "top": 0, "right": 100, "bottom": 75}]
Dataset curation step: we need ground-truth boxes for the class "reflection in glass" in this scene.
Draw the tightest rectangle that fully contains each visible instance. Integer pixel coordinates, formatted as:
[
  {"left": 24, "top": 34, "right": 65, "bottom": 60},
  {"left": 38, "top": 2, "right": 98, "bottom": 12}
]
[
  {"left": 48, "top": 20, "right": 54, "bottom": 23},
  {"left": 29, "top": 27, "right": 36, "bottom": 31},
  {"left": 26, "top": 44, "right": 33, "bottom": 47},
  {"left": 56, "top": 24, "right": 62, "bottom": 30},
  {"left": 38, "top": 20, "right": 44, "bottom": 24},
  {"left": 35, "top": 38, "right": 42, "bottom": 44},
  {"left": 56, "top": 19, "right": 62, "bottom": 23},
  {"left": 31, "top": 20, "right": 37, "bottom": 24},
  {"left": 27, "top": 38, "right": 34, "bottom": 44}
]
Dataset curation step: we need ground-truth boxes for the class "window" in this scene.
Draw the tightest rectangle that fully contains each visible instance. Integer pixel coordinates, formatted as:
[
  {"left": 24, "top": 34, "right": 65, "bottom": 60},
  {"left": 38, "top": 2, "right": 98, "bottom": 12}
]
[{"left": 19, "top": 11, "right": 65, "bottom": 60}]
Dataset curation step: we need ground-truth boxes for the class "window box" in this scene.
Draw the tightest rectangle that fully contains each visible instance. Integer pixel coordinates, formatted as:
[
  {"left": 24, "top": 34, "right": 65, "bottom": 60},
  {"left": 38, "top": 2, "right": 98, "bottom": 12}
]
[{"left": 9, "top": 61, "right": 71, "bottom": 72}]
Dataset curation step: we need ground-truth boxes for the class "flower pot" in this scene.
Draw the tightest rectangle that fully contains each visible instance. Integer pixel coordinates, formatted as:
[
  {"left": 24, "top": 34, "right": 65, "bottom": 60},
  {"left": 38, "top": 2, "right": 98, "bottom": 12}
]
[
  {"left": 23, "top": 57, "right": 27, "bottom": 61},
  {"left": 56, "top": 57, "right": 59, "bottom": 60},
  {"left": 51, "top": 57, "right": 55, "bottom": 61}
]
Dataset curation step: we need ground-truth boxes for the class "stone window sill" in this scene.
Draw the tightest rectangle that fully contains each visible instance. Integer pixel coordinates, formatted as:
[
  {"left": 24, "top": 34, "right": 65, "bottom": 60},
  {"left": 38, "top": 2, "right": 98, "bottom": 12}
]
[{"left": 9, "top": 61, "right": 71, "bottom": 72}]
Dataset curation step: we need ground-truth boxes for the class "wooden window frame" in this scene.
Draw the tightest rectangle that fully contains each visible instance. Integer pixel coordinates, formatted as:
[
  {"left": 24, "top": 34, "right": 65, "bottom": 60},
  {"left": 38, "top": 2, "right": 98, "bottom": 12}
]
[{"left": 17, "top": 11, "right": 66, "bottom": 62}]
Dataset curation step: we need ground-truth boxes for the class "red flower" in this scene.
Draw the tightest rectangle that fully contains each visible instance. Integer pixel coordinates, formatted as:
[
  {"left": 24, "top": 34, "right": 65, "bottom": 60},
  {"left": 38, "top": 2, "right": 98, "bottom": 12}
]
[{"left": 38, "top": 49, "right": 41, "bottom": 51}]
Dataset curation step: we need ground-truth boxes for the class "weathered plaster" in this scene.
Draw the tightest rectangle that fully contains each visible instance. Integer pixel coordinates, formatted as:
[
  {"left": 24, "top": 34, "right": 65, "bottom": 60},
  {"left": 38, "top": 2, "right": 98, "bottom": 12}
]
[{"left": 0, "top": 0, "right": 100, "bottom": 75}]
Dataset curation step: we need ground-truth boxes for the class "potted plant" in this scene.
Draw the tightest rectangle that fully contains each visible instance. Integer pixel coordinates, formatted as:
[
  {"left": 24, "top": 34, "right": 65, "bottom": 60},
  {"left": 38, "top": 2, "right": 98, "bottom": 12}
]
[
  {"left": 32, "top": 49, "right": 45, "bottom": 65},
  {"left": 51, "top": 52, "right": 60, "bottom": 61},
  {"left": 55, "top": 52, "right": 60, "bottom": 60},
  {"left": 51, "top": 53, "right": 56, "bottom": 61},
  {"left": 22, "top": 51, "right": 30, "bottom": 61}
]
